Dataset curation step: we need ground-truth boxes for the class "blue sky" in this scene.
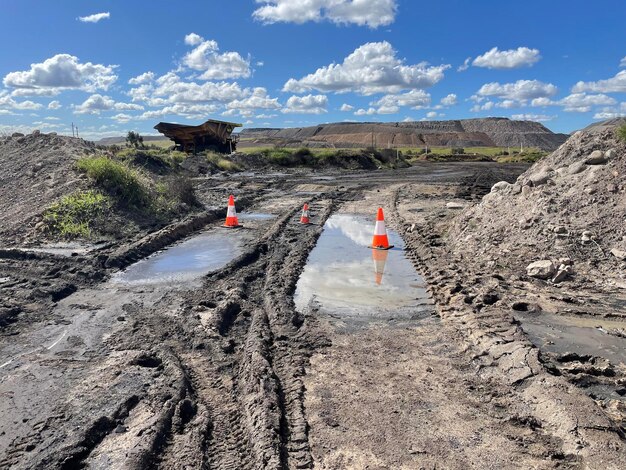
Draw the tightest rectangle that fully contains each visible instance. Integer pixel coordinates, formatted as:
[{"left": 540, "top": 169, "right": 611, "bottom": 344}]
[{"left": 0, "top": 0, "right": 624, "bottom": 139}]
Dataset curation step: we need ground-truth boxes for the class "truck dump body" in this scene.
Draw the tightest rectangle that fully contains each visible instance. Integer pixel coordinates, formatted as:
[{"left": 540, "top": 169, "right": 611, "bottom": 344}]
[{"left": 154, "top": 119, "right": 242, "bottom": 153}]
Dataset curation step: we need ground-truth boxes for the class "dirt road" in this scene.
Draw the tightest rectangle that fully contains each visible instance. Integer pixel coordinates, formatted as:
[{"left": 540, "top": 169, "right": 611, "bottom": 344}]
[{"left": 1, "top": 163, "right": 624, "bottom": 469}]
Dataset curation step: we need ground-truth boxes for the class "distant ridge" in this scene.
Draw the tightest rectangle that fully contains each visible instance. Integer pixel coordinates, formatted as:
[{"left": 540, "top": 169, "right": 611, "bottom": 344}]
[{"left": 240, "top": 117, "right": 569, "bottom": 151}]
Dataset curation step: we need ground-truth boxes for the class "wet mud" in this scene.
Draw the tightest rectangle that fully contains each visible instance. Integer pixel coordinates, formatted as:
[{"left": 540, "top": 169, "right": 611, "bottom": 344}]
[{"left": 1, "top": 162, "right": 624, "bottom": 469}]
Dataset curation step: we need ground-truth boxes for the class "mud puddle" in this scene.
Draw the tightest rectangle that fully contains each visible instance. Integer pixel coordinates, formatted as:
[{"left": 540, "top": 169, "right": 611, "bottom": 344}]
[
  {"left": 11, "top": 242, "right": 106, "bottom": 257},
  {"left": 516, "top": 312, "right": 626, "bottom": 366},
  {"left": 112, "top": 231, "right": 243, "bottom": 286},
  {"left": 294, "top": 213, "right": 432, "bottom": 323},
  {"left": 238, "top": 212, "right": 276, "bottom": 221}
]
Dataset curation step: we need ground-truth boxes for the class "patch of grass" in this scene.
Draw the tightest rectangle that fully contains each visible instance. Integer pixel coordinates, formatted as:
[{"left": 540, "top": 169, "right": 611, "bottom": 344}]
[
  {"left": 43, "top": 190, "right": 110, "bottom": 239},
  {"left": 76, "top": 156, "right": 149, "bottom": 208},
  {"left": 206, "top": 152, "right": 242, "bottom": 171},
  {"left": 617, "top": 124, "right": 626, "bottom": 143}
]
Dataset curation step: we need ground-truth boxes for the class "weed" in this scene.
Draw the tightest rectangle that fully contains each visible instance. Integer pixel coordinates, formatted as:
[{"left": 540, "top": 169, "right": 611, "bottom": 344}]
[
  {"left": 206, "top": 152, "right": 242, "bottom": 171},
  {"left": 76, "top": 156, "right": 149, "bottom": 207},
  {"left": 43, "top": 190, "right": 110, "bottom": 239},
  {"left": 616, "top": 124, "right": 626, "bottom": 143}
]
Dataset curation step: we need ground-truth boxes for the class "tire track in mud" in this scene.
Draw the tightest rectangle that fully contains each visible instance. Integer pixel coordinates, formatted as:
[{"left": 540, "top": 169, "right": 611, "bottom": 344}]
[
  {"left": 136, "top": 191, "right": 356, "bottom": 469},
  {"left": 388, "top": 182, "right": 625, "bottom": 467}
]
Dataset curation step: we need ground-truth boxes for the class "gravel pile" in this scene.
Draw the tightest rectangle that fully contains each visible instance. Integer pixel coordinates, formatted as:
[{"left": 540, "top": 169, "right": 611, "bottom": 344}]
[{"left": 448, "top": 125, "right": 626, "bottom": 289}]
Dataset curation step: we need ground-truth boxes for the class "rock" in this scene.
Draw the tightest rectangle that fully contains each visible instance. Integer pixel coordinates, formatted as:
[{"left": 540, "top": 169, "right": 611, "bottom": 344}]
[
  {"left": 584, "top": 187, "right": 597, "bottom": 195},
  {"left": 32, "top": 130, "right": 40, "bottom": 136},
  {"left": 11, "top": 132, "right": 24, "bottom": 138},
  {"left": 585, "top": 150, "right": 607, "bottom": 165},
  {"left": 526, "top": 260, "right": 556, "bottom": 279},
  {"left": 552, "top": 269, "right": 568, "bottom": 284},
  {"left": 491, "top": 181, "right": 511, "bottom": 192},
  {"left": 581, "top": 231, "right": 594, "bottom": 244},
  {"left": 529, "top": 170, "right": 551, "bottom": 186},
  {"left": 610, "top": 248, "right": 626, "bottom": 260},
  {"left": 34, "top": 221, "right": 46, "bottom": 232},
  {"left": 446, "top": 201, "right": 465, "bottom": 209},
  {"left": 558, "top": 257, "right": 573, "bottom": 266},
  {"left": 605, "top": 148, "right": 616, "bottom": 160},
  {"left": 607, "top": 183, "right": 617, "bottom": 193},
  {"left": 553, "top": 226, "right": 568, "bottom": 234},
  {"left": 568, "top": 161, "right": 586, "bottom": 175},
  {"left": 521, "top": 185, "right": 532, "bottom": 196}
]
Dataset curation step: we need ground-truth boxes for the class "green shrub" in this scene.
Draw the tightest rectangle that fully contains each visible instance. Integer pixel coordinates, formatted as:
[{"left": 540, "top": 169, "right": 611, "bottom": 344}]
[
  {"left": 76, "top": 156, "right": 148, "bottom": 207},
  {"left": 43, "top": 190, "right": 110, "bottom": 239},
  {"left": 617, "top": 124, "right": 626, "bottom": 142},
  {"left": 206, "top": 153, "right": 242, "bottom": 171}
]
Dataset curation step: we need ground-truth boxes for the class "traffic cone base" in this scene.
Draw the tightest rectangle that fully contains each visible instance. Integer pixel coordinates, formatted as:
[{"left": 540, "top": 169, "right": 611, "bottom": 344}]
[
  {"left": 300, "top": 203, "right": 310, "bottom": 224},
  {"left": 369, "top": 207, "right": 393, "bottom": 250},
  {"left": 224, "top": 195, "right": 241, "bottom": 228}
]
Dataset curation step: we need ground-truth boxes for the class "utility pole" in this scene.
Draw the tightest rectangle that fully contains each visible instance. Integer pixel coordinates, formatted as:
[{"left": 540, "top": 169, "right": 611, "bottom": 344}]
[{"left": 71, "top": 123, "right": 75, "bottom": 137}]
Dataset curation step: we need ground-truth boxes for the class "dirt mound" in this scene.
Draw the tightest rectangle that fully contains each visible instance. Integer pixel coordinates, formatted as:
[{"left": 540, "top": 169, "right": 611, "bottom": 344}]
[
  {"left": 448, "top": 126, "right": 626, "bottom": 289},
  {"left": 240, "top": 118, "right": 568, "bottom": 151},
  {"left": 0, "top": 132, "right": 97, "bottom": 244}
]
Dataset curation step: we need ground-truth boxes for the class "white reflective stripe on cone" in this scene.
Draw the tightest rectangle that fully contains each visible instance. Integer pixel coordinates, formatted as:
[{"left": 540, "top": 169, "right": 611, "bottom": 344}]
[
  {"left": 227, "top": 205, "right": 237, "bottom": 217},
  {"left": 374, "top": 220, "right": 386, "bottom": 235}
]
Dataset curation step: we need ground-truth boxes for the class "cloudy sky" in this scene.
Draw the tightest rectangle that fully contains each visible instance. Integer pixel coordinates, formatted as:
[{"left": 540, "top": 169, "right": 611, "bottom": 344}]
[{"left": 1, "top": 0, "right": 625, "bottom": 139}]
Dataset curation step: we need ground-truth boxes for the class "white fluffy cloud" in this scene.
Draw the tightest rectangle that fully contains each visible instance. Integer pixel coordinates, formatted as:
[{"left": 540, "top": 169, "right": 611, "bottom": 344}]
[
  {"left": 225, "top": 87, "right": 281, "bottom": 117},
  {"left": 620, "top": 56, "right": 626, "bottom": 68},
  {"left": 74, "top": 94, "right": 144, "bottom": 115},
  {"left": 0, "top": 91, "right": 43, "bottom": 111},
  {"left": 557, "top": 93, "right": 616, "bottom": 112},
  {"left": 283, "top": 41, "right": 449, "bottom": 95},
  {"left": 472, "top": 47, "right": 541, "bottom": 69},
  {"left": 511, "top": 113, "right": 555, "bottom": 122},
  {"left": 3, "top": 54, "right": 118, "bottom": 95},
  {"left": 47, "top": 100, "right": 62, "bottom": 110},
  {"left": 184, "top": 33, "right": 203, "bottom": 46},
  {"left": 572, "top": 70, "right": 626, "bottom": 93},
  {"left": 126, "top": 72, "right": 282, "bottom": 119},
  {"left": 112, "top": 113, "right": 133, "bottom": 123},
  {"left": 128, "top": 72, "right": 155, "bottom": 85},
  {"left": 340, "top": 103, "right": 354, "bottom": 112},
  {"left": 457, "top": 57, "right": 471, "bottom": 72},
  {"left": 78, "top": 12, "right": 110, "bottom": 23},
  {"left": 371, "top": 89, "right": 431, "bottom": 113},
  {"left": 182, "top": 34, "right": 250, "bottom": 80},
  {"left": 440, "top": 93, "right": 457, "bottom": 106},
  {"left": 593, "top": 110, "right": 625, "bottom": 120},
  {"left": 282, "top": 94, "right": 328, "bottom": 114},
  {"left": 253, "top": 0, "right": 397, "bottom": 28},
  {"left": 476, "top": 79, "right": 558, "bottom": 103},
  {"left": 470, "top": 101, "right": 494, "bottom": 112}
]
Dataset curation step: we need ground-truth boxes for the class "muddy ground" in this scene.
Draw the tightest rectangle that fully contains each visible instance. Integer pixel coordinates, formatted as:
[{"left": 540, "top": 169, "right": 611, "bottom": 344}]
[{"left": 0, "top": 162, "right": 624, "bottom": 469}]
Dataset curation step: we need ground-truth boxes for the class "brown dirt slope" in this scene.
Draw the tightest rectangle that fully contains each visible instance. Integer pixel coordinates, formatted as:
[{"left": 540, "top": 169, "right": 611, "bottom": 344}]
[{"left": 0, "top": 132, "right": 97, "bottom": 243}]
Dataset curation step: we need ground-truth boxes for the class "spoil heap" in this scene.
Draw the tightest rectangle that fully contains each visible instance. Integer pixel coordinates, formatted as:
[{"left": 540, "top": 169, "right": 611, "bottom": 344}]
[
  {"left": 0, "top": 132, "right": 97, "bottom": 243},
  {"left": 448, "top": 125, "right": 626, "bottom": 291}
]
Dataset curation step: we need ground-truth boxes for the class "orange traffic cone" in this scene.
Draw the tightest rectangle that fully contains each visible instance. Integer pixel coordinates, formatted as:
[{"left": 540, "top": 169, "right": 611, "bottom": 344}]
[
  {"left": 372, "top": 248, "right": 389, "bottom": 285},
  {"left": 300, "top": 203, "right": 310, "bottom": 224},
  {"left": 370, "top": 207, "right": 393, "bottom": 250},
  {"left": 224, "top": 195, "right": 241, "bottom": 228}
]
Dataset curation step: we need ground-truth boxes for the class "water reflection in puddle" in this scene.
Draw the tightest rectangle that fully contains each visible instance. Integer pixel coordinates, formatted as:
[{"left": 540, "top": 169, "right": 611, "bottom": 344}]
[
  {"left": 516, "top": 313, "right": 626, "bottom": 366},
  {"left": 294, "top": 214, "right": 432, "bottom": 319},
  {"left": 112, "top": 231, "right": 242, "bottom": 286},
  {"left": 238, "top": 212, "right": 276, "bottom": 221},
  {"left": 12, "top": 242, "right": 106, "bottom": 257}
]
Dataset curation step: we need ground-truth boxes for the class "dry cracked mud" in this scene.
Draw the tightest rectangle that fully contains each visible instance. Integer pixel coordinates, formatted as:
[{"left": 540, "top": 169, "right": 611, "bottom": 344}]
[{"left": 1, "top": 162, "right": 624, "bottom": 469}]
